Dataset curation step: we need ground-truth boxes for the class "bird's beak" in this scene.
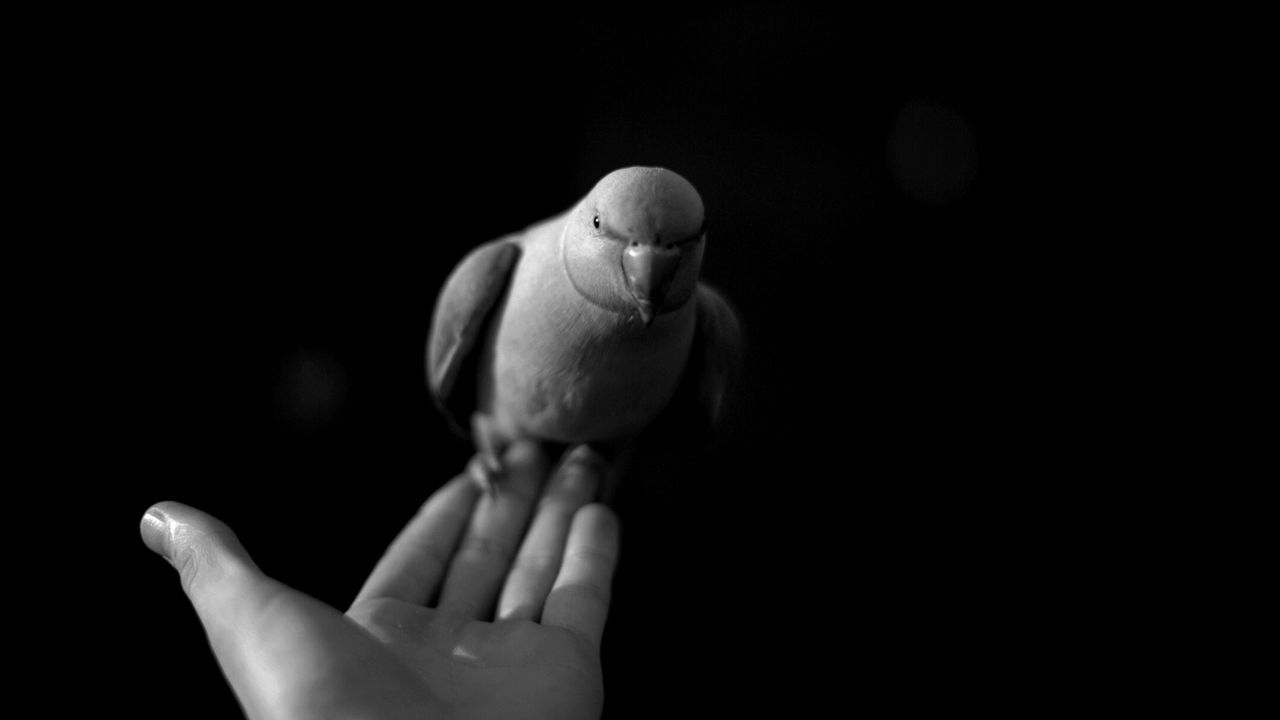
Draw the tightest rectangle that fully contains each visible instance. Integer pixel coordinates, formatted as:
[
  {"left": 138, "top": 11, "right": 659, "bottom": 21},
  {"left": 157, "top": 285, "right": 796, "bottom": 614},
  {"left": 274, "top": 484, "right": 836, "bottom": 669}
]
[{"left": 622, "top": 244, "right": 681, "bottom": 327}]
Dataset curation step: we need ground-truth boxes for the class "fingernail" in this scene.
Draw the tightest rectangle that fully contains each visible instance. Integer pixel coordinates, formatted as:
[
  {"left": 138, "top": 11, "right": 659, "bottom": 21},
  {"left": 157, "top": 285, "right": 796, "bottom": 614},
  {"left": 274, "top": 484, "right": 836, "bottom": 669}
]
[
  {"left": 563, "top": 446, "right": 606, "bottom": 474},
  {"left": 504, "top": 440, "right": 541, "bottom": 465},
  {"left": 560, "top": 449, "right": 608, "bottom": 497},
  {"left": 140, "top": 506, "right": 171, "bottom": 559}
]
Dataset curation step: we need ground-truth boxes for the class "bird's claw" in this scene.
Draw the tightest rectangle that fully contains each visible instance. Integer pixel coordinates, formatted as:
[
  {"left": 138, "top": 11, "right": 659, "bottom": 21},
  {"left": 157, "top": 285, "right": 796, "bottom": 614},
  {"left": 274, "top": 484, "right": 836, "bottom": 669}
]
[{"left": 467, "top": 452, "right": 503, "bottom": 498}]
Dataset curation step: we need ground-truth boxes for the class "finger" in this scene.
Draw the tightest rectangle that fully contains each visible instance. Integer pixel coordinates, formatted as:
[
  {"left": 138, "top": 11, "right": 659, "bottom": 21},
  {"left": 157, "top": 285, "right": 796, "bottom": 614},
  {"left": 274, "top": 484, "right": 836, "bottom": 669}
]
[
  {"left": 542, "top": 503, "right": 620, "bottom": 651},
  {"left": 436, "top": 441, "right": 547, "bottom": 619},
  {"left": 141, "top": 501, "right": 270, "bottom": 615},
  {"left": 139, "top": 501, "right": 300, "bottom": 714},
  {"left": 142, "top": 502, "right": 437, "bottom": 719},
  {"left": 496, "top": 446, "right": 604, "bottom": 621},
  {"left": 352, "top": 474, "right": 481, "bottom": 607}
]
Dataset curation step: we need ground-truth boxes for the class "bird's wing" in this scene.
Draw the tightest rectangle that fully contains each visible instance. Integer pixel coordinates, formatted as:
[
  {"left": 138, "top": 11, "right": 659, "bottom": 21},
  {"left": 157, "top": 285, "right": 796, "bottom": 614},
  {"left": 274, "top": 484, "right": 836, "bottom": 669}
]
[
  {"left": 427, "top": 237, "right": 521, "bottom": 434},
  {"left": 613, "top": 281, "right": 742, "bottom": 501},
  {"left": 689, "top": 282, "right": 744, "bottom": 437},
  {"left": 643, "top": 282, "right": 743, "bottom": 451}
]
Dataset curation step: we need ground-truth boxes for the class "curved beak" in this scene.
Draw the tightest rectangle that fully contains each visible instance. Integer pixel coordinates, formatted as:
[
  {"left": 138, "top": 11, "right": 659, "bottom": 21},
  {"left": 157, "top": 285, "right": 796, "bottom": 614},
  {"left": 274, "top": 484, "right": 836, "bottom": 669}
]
[{"left": 622, "top": 244, "right": 681, "bottom": 327}]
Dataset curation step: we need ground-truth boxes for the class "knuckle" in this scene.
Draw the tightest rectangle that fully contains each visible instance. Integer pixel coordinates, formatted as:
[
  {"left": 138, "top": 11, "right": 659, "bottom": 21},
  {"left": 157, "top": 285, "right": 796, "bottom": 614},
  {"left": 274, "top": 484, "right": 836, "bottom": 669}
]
[
  {"left": 459, "top": 535, "right": 515, "bottom": 563},
  {"left": 349, "top": 597, "right": 406, "bottom": 628},
  {"left": 174, "top": 542, "right": 202, "bottom": 594},
  {"left": 567, "top": 546, "right": 616, "bottom": 568},
  {"left": 558, "top": 579, "right": 610, "bottom": 607},
  {"left": 536, "top": 494, "right": 576, "bottom": 517},
  {"left": 513, "top": 552, "right": 561, "bottom": 575},
  {"left": 405, "top": 534, "right": 453, "bottom": 572},
  {"left": 169, "top": 523, "right": 236, "bottom": 595}
]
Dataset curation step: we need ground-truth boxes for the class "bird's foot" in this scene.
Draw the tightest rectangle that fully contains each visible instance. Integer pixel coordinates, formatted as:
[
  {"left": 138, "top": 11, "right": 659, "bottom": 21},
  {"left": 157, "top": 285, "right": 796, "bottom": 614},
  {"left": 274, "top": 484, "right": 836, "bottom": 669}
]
[{"left": 466, "top": 451, "right": 504, "bottom": 498}]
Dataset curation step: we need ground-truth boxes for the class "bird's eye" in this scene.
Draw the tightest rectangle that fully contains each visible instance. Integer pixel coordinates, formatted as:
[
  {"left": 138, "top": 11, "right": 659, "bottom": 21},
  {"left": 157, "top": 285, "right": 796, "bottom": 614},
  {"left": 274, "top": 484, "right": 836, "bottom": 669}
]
[{"left": 592, "top": 215, "right": 600, "bottom": 230}]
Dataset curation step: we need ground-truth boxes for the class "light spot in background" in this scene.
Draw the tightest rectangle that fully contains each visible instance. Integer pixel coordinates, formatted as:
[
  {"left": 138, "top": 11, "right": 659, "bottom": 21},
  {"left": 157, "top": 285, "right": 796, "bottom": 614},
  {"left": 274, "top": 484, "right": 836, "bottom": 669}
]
[
  {"left": 274, "top": 347, "right": 347, "bottom": 431},
  {"left": 887, "top": 97, "right": 978, "bottom": 207}
]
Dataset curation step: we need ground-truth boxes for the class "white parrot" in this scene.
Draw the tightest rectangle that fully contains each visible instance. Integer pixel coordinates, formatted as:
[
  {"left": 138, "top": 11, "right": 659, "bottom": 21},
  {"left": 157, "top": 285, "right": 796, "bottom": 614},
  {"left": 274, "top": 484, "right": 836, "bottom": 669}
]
[{"left": 427, "top": 166, "right": 741, "bottom": 492}]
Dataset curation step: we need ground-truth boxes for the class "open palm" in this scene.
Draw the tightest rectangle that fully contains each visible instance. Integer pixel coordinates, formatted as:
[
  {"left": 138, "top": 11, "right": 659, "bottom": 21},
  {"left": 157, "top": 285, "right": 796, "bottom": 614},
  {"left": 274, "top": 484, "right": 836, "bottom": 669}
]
[{"left": 141, "top": 443, "right": 619, "bottom": 720}]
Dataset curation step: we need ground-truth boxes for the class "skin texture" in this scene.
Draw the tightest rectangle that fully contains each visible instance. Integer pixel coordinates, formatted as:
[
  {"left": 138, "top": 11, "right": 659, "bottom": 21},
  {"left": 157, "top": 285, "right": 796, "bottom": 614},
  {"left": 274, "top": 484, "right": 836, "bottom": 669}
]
[
  {"left": 140, "top": 442, "right": 619, "bottom": 720},
  {"left": 428, "top": 167, "right": 739, "bottom": 483}
]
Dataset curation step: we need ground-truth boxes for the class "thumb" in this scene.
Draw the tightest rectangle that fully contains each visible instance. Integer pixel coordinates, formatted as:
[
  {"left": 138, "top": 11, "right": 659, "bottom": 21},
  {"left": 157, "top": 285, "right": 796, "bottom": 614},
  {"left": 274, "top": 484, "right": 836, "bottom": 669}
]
[
  {"left": 141, "top": 502, "right": 444, "bottom": 719},
  {"left": 140, "top": 500, "right": 289, "bottom": 711},
  {"left": 140, "top": 501, "right": 266, "bottom": 611}
]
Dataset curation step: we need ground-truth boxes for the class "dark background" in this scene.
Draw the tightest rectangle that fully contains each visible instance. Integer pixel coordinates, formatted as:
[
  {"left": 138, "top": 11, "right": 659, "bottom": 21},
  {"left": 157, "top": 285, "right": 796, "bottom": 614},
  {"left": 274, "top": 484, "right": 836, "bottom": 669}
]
[{"left": 32, "top": 4, "right": 1115, "bottom": 716}]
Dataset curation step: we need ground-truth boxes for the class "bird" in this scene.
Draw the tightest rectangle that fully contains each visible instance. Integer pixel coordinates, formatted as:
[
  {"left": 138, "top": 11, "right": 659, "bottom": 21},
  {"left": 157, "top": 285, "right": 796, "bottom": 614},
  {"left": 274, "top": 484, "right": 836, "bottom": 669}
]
[{"left": 427, "top": 166, "right": 741, "bottom": 494}]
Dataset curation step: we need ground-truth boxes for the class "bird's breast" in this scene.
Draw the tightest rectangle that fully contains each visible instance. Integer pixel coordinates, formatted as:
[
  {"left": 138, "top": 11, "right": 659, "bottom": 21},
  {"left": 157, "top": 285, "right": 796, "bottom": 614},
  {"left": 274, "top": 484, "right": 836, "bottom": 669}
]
[{"left": 483, "top": 245, "right": 695, "bottom": 443}]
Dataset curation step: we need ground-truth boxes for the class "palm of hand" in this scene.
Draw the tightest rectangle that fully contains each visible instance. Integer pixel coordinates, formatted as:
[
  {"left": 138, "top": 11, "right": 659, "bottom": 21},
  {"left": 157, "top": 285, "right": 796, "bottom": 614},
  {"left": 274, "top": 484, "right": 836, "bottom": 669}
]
[
  {"left": 142, "top": 443, "right": 618, "bottom": 720},
  {"left": 346, "top": 597, "right": 602, "bottom": 720}
]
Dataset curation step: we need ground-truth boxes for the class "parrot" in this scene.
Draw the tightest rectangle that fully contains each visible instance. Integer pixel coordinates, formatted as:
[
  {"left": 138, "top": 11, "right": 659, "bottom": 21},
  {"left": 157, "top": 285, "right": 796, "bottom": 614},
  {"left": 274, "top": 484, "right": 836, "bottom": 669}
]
[{"left": 426, "top": 166, "right": 741, "bottom": 494}]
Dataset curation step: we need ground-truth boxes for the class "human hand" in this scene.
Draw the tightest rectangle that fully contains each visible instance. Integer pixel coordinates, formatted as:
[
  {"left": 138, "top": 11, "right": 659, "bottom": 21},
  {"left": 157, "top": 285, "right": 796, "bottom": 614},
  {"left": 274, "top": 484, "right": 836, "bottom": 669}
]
[{"left": 140, "top": 442, "right": 619, "bottom": 720}]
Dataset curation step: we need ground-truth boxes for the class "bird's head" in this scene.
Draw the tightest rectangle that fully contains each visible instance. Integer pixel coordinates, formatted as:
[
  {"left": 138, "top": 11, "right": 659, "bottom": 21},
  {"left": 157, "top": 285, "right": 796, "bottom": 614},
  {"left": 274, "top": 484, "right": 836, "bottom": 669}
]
[{"left": 562, "top": 167, "right": 706, "bottom": 327}]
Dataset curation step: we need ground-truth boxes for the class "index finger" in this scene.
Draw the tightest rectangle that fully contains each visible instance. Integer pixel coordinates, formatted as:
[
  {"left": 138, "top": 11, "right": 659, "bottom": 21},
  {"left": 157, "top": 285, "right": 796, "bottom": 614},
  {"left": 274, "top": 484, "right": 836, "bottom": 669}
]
[{"left": 351, "top": 473, "right": 481, "bottom": 608}]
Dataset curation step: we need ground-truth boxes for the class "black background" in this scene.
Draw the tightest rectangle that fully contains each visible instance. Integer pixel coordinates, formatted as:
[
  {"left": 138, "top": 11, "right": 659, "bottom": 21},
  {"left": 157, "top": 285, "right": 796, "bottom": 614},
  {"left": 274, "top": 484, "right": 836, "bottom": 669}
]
[{"left": 31, "top": 4, "right": 1117, "bottom": 717}]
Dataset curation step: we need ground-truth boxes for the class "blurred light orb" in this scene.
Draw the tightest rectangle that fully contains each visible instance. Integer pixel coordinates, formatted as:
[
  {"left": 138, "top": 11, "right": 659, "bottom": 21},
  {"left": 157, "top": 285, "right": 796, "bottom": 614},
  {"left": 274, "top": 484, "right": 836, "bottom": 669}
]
[
  {"left": 887, "top": 98, "right": 978, "bottom": 207},
  {"left": 275, "top": 348, "right": 347, "bottom": 430}
]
